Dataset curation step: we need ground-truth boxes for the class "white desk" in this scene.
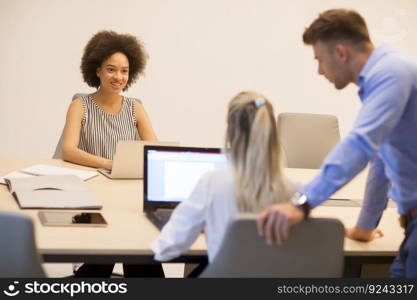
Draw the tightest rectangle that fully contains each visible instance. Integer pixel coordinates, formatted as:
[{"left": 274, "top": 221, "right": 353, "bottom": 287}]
[{"left": 0, "top": 159, "right": 402, "bottom": 266}]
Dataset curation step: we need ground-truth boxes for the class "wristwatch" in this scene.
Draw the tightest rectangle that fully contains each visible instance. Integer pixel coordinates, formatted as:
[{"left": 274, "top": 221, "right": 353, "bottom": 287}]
[{"left": 291, "top": 192, "right": 311, "bottom": 220}]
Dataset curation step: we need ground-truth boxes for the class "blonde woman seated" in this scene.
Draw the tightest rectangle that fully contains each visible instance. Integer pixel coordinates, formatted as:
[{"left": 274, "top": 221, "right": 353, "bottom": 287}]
[{"left": 151, "top": 91, "right": 300, "bottom": 274}]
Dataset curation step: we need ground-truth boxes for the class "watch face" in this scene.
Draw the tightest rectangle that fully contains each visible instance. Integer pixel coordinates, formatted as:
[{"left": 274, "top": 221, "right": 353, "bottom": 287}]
[{"left": 292, "top": 193, "right": 307, "bottom": 206}]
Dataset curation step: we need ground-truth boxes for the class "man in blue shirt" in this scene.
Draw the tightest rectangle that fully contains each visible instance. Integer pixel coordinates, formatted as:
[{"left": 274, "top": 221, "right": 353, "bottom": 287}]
[{"left": 257, "top": 9, "right": 417, "bottom": 277}]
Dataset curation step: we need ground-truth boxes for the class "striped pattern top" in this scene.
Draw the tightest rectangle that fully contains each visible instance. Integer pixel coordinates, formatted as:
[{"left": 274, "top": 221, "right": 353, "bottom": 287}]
[{"left": 78, "top": 94, "right": 140, "bottom": 160}]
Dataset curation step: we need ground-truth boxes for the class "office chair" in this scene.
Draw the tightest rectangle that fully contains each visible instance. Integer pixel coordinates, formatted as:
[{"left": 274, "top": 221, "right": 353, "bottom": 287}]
[
  {"left": 0, "top": 212, "right": 45, "bottom": 277},
  {"left": 53, "top": 93, "right": 87, "bottom": 159},
  {"left": 277, "top": 113, "right": 340, "bottom": 169},
  {"left": 200, "top": 214, "right": 345, "bottom": 277}
]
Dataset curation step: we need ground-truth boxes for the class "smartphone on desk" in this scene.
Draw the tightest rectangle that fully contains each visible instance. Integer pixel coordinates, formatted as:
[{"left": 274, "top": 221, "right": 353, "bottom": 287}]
[{"left": 38, "top": 211, "right": 108, "bottom": 227}]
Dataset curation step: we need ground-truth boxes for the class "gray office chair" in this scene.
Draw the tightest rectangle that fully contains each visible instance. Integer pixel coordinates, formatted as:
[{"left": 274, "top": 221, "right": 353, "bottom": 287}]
[
  {"left": 53, "top": 93, "right": 87, "bottom": 159},
  {"left": 0, "top": 212, "right": 45, "bottom": 277},
  {"left": 200, "top": 214, "right": 345, "bottom": 278},
  {"left": 277, "top": 113, "right": 340, "bottom": 169}
]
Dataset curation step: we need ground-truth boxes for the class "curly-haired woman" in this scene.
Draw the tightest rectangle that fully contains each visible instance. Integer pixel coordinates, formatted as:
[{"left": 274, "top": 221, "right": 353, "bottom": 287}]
[
  {"left": 62, "top": 30, "right": 156, "bottom": 169},
  {"left": 62, "top": 30, "right": 163, "bottom": 277}
]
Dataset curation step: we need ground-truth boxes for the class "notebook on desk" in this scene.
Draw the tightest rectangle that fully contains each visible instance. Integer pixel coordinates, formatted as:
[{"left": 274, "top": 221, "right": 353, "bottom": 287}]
[
  {"left": 143, "top": 145, "right": 228, "bottom": 229},
  {"left": 5, "top": 175, "right": 101, "bottom": 209},
  {"left": 0, "top": 164, "right": 98, "bottom": 184},
  {"left": 98, "top": 140, "right": 179, "bottom": 179}
]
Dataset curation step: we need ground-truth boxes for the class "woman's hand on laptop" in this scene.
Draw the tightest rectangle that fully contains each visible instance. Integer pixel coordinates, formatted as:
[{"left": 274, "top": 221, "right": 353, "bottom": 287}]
[{"left": 103, "top": 159, "right": 113, "bottom": 170}]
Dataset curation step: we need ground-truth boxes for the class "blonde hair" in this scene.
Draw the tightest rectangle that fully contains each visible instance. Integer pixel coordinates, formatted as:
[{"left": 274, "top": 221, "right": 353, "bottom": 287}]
[{"left": 226, "top": 91, "right": 287, "bottom": 212}]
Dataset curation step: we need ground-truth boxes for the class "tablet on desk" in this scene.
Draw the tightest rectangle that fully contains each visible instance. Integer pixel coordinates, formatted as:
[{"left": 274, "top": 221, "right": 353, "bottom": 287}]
[{"left": 38, "top": 211, "right": 107, "bottom": 227}]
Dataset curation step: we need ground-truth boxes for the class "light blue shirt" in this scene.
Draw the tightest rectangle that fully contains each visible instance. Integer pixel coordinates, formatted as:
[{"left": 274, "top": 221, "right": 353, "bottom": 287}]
[{"left": 300, "top": 45, "right": 417, "bottom": 230}]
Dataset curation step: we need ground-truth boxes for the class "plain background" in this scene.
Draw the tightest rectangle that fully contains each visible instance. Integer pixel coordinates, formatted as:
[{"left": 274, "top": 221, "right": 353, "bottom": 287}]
[{"left": 1, "top": 0, "right": 416, "bottom": 158}]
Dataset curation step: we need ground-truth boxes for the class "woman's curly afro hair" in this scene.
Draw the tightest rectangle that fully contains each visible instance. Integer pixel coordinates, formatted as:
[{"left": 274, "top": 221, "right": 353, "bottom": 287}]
[{"left": 81, "top": 30, "right": 148, "bottom": 91}]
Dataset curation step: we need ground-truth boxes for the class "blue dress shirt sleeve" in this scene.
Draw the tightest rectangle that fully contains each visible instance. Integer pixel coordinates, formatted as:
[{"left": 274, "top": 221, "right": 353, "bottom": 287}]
[
  {"left": 356, "top": 155, "right": 390, "bottom": 230},
  {"left": 300, "top": 63, "right": 412, "bottom": 213}
]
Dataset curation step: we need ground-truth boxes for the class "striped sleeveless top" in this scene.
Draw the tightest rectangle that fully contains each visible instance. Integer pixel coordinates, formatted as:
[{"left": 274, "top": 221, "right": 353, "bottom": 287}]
[{"left": 78, "top": 94, "right": 140, "bottom": 160}]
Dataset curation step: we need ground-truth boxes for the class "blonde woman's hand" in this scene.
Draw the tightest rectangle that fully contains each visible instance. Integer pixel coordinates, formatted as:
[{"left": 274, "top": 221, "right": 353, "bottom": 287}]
[
  {"left": 257, "top": 202, "right": 305, "bottom": 245},
  {"left": 346, "top": 226, "right": 384, "bottom": 242}
]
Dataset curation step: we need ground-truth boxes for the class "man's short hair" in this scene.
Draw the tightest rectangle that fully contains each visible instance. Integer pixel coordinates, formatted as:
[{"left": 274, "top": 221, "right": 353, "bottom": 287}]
[{"left": 303, "top": 9, "right": 371, "bottom": 45}]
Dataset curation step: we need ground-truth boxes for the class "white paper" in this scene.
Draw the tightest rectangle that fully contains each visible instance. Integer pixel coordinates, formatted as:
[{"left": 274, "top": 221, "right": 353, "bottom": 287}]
[
  {"left": 20, "top": 164, "right": 98, "bottom": 181},
  {"left": 0, "top": 171, "right": 36, "bottom": 185}
]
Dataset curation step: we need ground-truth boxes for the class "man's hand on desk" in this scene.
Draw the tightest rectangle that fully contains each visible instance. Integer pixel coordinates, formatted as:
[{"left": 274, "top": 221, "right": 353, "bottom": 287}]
[
  {"left": 346, "top": 226, "right": 384, "bottom": 242},
  {"left": 257, "top": 202, "right": 304, "bottom": 245}
]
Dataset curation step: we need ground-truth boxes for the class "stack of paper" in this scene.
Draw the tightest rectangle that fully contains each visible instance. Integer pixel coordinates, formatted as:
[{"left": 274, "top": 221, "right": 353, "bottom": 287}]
[
  {"left": 0, "top": 164, "right": 98, "bottom": 184},
  {"left": 5, "top": 175, "right": 102, "bottom": 209}
]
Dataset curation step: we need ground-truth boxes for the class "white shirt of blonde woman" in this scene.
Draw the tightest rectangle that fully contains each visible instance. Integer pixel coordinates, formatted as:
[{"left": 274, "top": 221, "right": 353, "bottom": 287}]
[{"left": 150, "top": 169, "right": 300, "bottom": 262}]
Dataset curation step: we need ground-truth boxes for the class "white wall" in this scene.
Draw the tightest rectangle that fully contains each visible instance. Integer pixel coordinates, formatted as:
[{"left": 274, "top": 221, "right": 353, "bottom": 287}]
[{"left": 1, "top": 0, "right": 416, "bottom": 157}]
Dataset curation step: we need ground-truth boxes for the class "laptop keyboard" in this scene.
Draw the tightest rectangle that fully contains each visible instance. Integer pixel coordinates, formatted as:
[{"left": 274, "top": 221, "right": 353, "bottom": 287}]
[
  {"left": 147, "top": 209, "right": 173, "bottom": 230},
  {"left": 99, "top": 168, "right": 111, "bottom": 175}
]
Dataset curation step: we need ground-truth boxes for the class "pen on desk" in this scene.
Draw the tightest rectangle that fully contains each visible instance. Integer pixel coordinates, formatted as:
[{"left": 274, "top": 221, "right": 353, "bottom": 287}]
[{"left": 329, "top": 198, "right": 351, "bottom": 201}]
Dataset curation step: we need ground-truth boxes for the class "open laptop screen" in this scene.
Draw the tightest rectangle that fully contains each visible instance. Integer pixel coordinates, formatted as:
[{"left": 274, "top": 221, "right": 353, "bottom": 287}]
[{"left": 144, "top": 146, "right": 228, "bottom": 210}]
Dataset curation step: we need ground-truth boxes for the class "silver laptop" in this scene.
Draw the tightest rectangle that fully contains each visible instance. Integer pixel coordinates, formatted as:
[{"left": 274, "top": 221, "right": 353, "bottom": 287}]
[
  {"left": 143, "top": 145, "right": 228, "bottom": 229},
  {"left": 98, "top": 141, "right": 179, "bottom": 179}
]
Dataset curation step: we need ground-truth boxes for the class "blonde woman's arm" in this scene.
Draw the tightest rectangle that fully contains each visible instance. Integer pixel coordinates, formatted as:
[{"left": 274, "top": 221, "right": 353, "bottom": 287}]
[
  {"left": 150, "top": 176, "right": 208, "bottom": 261},
  {"left": 61, "top": 99, "right": 112, "bottom": 169},
  {"left": 135, "top": 101, "right": 157, "bottom": 140}
]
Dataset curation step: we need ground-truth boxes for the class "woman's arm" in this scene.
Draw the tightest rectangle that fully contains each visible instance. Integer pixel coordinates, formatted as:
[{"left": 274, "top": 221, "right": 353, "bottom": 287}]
[
  {"left": 135, "top": 101, "right": 157, "bottom": 140},
  {"left": 150, "top": 175, "right": 208, "bottom": 261},
  {"left": 61, "top": 99, "right": 112, "bottom": 169}
]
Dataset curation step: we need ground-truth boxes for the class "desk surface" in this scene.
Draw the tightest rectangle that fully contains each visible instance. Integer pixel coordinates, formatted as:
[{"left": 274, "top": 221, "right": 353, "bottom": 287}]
[{"left": 0, "top": 159, "right": 403, "bottom": 263}]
